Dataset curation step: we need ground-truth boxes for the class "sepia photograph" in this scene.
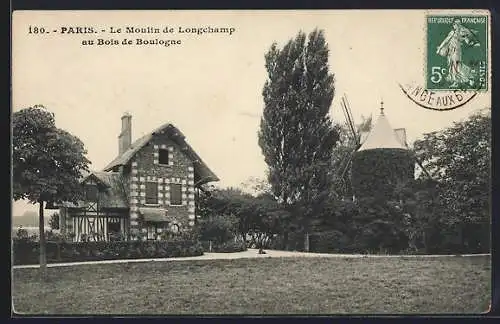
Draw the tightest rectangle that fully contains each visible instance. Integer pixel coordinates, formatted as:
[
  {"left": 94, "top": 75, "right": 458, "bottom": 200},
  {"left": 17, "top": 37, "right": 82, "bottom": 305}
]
[{"left": 11, "top": 9, "right": 491, "bottom": 315}]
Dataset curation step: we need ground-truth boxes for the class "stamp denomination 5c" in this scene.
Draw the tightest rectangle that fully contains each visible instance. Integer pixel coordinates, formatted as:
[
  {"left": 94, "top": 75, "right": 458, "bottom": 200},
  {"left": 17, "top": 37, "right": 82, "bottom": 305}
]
[{"left": 426, "top": 15, "right": 488, "bottom": 91}]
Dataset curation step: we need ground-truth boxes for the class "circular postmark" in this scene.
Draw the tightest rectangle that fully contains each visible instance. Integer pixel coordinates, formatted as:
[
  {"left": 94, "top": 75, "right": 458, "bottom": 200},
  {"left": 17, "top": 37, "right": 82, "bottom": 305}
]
[
  {"left": 398, "top": 82, "right": 478, "bottom": 111},
  {"left": 399, "top": 14, "right": 488, "bottom": 111}
]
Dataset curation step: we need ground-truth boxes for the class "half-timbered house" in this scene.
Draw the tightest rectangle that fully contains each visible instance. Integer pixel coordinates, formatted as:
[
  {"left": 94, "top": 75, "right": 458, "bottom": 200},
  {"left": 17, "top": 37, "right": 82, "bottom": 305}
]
[{"left": 48, "top": 113, "right": 219, "bottom": 241}]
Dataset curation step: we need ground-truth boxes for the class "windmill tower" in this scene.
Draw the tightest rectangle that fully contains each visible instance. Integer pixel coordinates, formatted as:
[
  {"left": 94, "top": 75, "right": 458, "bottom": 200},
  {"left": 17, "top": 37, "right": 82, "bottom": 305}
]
[
  {"left": 351, "top": 100, "right": 415, "bottom": 201},
  {"left": 334, "top": 97, "right": 432, "bottom": 202}
]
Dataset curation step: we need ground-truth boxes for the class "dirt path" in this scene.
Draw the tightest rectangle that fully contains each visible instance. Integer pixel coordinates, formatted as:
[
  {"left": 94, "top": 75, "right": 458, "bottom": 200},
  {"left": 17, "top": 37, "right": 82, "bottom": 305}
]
[{"left": 12, "top": 248, "right": 490, "bottom": 269}]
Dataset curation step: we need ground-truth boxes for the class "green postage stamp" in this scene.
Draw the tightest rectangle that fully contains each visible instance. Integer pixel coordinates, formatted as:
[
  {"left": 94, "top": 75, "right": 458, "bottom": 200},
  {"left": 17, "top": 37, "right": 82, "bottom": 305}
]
[{"left": 426, "top": 15, "right": 488, "bottom": 91}]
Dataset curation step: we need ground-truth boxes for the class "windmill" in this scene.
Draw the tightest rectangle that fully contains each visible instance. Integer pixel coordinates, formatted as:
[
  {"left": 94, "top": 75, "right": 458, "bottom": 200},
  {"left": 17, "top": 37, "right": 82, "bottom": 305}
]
[{"left": 332, "top": 94, "right": 433, "bottom": 200}]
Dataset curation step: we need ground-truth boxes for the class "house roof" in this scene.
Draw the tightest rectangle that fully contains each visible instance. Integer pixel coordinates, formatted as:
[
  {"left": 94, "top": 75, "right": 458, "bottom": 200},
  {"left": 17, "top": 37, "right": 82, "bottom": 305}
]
[
  {"left": 48, "top": 171, "right": 129, "bottom": 210},
  {"left": 103, "top": 122, "right": 219, "bottom": 186},
  {"left": 358, "top": 111, "right": 407, "bottom": 152},
  {"left": 88, "top": 171, "right": 129, "bottom": 208}
]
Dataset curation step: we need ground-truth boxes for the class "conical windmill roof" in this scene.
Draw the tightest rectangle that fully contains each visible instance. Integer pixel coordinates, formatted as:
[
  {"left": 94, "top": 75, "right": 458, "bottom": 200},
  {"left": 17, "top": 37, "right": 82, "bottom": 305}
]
[{"left": 358, "top": 109, "right": 407, "bottom": 151}]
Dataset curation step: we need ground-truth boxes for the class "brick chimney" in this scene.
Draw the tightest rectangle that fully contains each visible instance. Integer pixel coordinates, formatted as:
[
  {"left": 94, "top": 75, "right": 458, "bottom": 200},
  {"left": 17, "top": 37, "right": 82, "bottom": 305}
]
[{"left": 118, "top": 112, "right": 132, "bottom": 155}]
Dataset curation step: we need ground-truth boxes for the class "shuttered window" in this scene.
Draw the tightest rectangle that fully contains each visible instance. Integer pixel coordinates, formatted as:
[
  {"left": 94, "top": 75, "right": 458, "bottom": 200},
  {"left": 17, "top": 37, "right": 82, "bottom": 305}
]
[
  {"left": 170, "top": 183, "right": 182, "bottom": 205},
  {"left": 145, "top": 182, "right": 158, "bottom": 204}
]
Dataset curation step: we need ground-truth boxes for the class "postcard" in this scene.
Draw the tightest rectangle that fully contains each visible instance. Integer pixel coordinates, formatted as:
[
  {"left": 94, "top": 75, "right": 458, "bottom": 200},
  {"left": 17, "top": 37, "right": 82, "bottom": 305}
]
[{"left": 12, "top": 9, "right": 492, "bottom": 315}]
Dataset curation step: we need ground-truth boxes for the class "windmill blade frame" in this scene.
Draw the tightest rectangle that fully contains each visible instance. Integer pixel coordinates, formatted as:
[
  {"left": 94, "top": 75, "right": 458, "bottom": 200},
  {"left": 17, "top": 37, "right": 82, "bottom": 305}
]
[
  {"left": 414, "top": 155, "right": 433, "bottom": 180},
  {"left": 331, "top": 93, "right": 364, "bottom": 199},
  {"left": 343, "top": 94, "right": 357, "bottom": 134},
  {"left": 338, "top": 146, "right": 359, "bottom": 180},
  {"left": 340, "top": 99, "right": 356, "bottom": 142},
  {"left": 341, "top": 95, "right": 359, "bottom": 144},
  {"left": 402, "top": 139, "right": 434, "bottom": 181}
]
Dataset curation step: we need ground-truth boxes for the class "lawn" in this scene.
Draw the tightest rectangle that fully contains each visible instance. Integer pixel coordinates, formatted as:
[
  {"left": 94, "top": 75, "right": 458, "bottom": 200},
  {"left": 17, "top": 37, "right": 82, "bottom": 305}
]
[{"left": 12, "top": 255, "right": 491, "bottom": 315}]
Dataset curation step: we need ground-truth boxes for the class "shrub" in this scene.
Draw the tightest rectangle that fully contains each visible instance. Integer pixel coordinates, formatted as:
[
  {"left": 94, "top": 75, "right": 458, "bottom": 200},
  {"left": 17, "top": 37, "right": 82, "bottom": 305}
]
[
  {"left": 12, "top": 239, "right": 204, "bottom": 265},
  {"left": 15, "top": 227, "right": 29, "bottom": 240},
  {"left": 352, "top": 219, "right": 408, "bottom": 254},
  {"left": 12, "top": 227, "right": 61, "bottom": 242},
  {"left": 198, "top": 215, "right": 238, "bottom": 244},
  {"left": 108, "top": 232, "right": 126, "bottom": 242},
  {"left": 203, "top": 240, "right": 247, "bottom": 253},
  {"left": 49, "top": 213, "right": 60, "bottom": 230},
  {"left": 285, "top": 231, "right": 306, "bottom": 251},
  {"left": 309, "top": 230, "right": 350, "bottom": 253}
]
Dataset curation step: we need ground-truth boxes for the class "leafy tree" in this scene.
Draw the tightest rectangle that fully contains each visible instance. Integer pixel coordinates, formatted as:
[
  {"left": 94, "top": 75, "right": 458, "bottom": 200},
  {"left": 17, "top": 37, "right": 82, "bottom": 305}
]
[
  {"left": 250, "top": 193, "right": 291, "bottom": 249},
  {"left": 48, "top": 212, "right": 60, "bottom": 230},
  {"left": 413, "top": 108, "right": 491, "bottom": 253},
  {"left": 342, "top": 197, "right": 407, "bottom": 253},
  {"left": 198, "top": 187, "right": 277, "bottom": 243},
  {"left": 199, "top": 214, "right": 238, "bottom": 244},
  {"left": 240, "top": 176, "right": 273, "bottom": 197},
  {"left": 198, "top": 187, "right": 255, "bottom": 240},
  {"left": 258, "top": 29, "right": 339, "bottom": 248},
  {"left": 12, "top": 105, "right": 90, "bottom": 278},
  {"left": 219, "top": 189, "right": 260, "bottom": 242},
  {"left": 309, "top": 199, "right": 358, "bottom": 235},
  {"left": 197, "top": 185, "right": 292, "bottom": 249}
]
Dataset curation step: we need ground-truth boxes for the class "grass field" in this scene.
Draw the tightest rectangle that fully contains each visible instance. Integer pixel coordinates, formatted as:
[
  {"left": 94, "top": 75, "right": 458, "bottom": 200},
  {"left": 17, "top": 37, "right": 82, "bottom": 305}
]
[{"left": 12, "top": 255, "right": 491, "bottom": 315}]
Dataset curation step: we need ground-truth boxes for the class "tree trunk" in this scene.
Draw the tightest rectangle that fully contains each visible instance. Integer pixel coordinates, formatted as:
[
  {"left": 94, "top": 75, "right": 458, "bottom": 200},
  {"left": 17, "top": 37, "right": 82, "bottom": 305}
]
[
  {"left": 304, "top": 232, "right": 310, "bottom": 252},
  {"left": 283, "top": 230, "right": 289, "bottom": 251},
  {"left": 423, "top": 230, "right": 428, "bottom": 254},
  {"left": 39, "top": 200, "right": 47, "bottom": 280},
  {"left": 282, "top": 193, "right": 290, "bottom": 250}
]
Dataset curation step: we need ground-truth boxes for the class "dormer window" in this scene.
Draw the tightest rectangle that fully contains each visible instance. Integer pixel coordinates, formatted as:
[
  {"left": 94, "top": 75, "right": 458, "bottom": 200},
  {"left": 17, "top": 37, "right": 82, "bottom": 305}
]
[{"left": 159, "top": 148, "right": 169, "bottom": 165}]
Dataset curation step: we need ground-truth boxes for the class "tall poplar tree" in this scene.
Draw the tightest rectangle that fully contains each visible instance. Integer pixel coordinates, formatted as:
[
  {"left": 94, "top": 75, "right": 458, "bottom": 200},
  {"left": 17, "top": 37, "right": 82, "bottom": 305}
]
[{"left": 258, "top": 29, "right": 339, "bottom": 246}]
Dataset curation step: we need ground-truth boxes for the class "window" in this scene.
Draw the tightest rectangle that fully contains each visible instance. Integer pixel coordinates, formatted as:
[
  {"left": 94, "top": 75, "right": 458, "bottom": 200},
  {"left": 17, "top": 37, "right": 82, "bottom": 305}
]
[
  {"left": 145, "top": 182, "right": 158, "bottom": 204},
  {"left": 85, "top": 185, "right": 99, "bottom": 202},
  {"left": 159, "top": 148, "right": 169, "bottom": 165},
  {"left": 169, "top": 183, "right": 182, "bottom": 205}
]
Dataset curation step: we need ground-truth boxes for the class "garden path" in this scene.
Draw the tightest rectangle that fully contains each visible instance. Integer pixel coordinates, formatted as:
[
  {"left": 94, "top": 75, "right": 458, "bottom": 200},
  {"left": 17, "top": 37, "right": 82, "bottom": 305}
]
[{"left": 12, "top": 249, "right": 490, "bottom": 269}]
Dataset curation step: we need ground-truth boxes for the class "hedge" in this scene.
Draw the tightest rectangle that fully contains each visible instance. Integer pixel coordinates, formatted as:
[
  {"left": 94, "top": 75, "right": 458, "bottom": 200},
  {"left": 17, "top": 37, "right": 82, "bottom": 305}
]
[
  {"left": 268, "top": 232, "right": 305, "bottom": 251},
  {"left": 309, "top": 230, "right": 351, "bottom": 253},
  {"left": 12, "top": 239, "right": 204, "bottom": 265},
  {"left": 201, "top": 240, "right": 247, "bottom": 253}
]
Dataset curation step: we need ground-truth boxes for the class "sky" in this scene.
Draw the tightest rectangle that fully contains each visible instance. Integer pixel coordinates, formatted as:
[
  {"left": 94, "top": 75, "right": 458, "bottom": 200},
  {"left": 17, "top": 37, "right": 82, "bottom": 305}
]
[{"left": 12, "top": 9, "right": 491, "bottom": 216}]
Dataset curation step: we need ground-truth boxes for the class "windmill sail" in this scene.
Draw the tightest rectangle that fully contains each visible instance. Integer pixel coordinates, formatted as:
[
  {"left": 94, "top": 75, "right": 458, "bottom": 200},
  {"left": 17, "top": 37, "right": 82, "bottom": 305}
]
[
  {"left": 395, "top": 127, "right": 433, "bottom": 180},
  {"left": 342, "top": 95, "right": 358, "bottom": 143},
  {"left": 338, "top": 147, "right": 357, "bottom": 180},
  {"left": 415, "top": 157, "right": 433, "bottom": 179},
  {"left": 332, "top": 94, "right": 363, "bottom": 199},
  {"left": 394, "top": 128, "right": 407, "bottom": 147}
]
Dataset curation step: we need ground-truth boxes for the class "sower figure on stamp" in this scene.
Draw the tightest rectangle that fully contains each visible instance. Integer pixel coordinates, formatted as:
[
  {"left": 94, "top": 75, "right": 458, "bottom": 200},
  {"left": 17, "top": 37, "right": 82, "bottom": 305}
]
[{"left": 436, "top": 18, "right": 480, "bottom": 88}]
